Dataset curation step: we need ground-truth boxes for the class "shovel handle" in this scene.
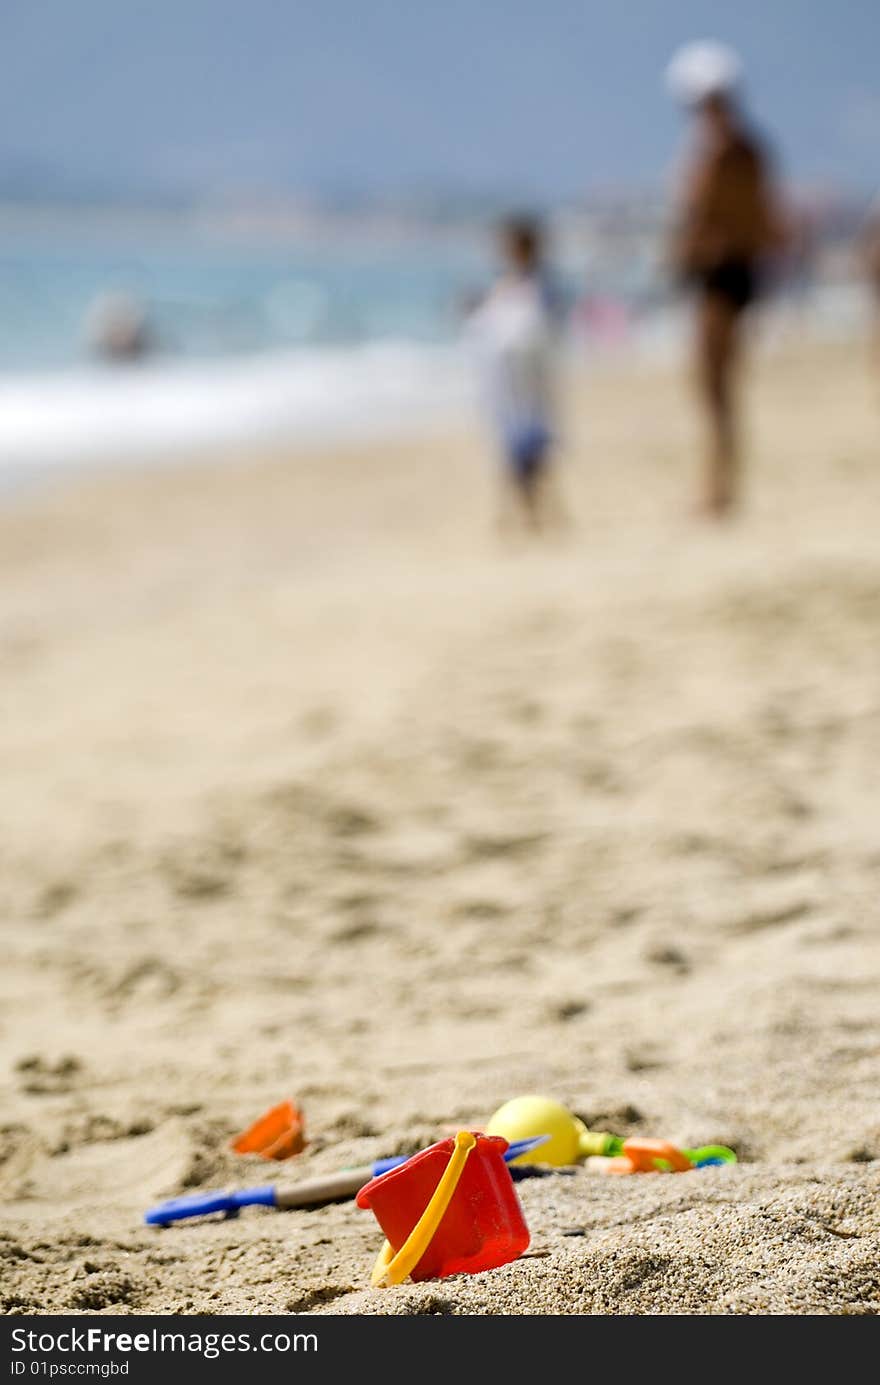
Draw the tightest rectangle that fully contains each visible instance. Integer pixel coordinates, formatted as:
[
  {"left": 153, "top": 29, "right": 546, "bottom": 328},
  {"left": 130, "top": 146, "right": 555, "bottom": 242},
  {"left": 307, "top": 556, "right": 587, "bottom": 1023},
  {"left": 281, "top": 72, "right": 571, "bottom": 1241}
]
[{"left": 274, "top": 1166, "right": 373, "bottom": 1208}]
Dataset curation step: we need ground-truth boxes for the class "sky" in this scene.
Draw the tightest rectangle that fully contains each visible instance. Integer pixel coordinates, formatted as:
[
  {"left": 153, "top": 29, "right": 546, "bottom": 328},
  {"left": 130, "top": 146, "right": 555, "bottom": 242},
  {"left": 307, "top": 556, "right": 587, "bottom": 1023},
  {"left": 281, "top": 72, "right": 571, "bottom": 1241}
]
[{"left": 0, "top": 0, "right": 878, "bottom": 201}]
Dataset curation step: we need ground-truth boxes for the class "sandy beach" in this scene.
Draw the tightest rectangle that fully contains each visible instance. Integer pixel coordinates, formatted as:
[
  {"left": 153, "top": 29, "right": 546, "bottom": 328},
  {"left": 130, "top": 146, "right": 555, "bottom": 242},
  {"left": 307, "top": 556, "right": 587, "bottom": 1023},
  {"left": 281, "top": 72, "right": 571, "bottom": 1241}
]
[{"left": 1, "top": 338, "right": 879, "bottom": 1315}]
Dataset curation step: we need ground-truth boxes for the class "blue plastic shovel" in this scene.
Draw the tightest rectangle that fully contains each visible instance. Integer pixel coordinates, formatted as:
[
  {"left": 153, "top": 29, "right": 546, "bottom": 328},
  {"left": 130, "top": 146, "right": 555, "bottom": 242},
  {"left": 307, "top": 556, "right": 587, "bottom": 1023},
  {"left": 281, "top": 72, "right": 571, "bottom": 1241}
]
[{"left": 144, "top": 1134, "right": 549, "bottom": 1225}]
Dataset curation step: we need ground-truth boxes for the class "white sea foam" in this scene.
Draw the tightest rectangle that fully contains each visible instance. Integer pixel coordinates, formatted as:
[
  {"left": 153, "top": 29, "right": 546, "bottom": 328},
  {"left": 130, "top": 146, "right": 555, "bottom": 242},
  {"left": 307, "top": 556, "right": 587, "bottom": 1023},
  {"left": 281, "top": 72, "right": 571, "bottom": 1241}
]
[
  {"left": 0, "top": 341, "right": 474, "bottom": 472},
  {"left": 0, "top": 285, "right": 866, "bottom": 481}
]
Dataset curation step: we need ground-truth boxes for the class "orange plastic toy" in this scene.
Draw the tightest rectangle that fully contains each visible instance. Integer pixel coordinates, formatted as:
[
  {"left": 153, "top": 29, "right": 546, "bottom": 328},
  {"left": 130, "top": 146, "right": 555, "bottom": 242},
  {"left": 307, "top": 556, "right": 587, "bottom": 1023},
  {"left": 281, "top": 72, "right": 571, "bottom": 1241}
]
[
  {"left": 603, "top": 1137, "right": 693, "bottom": 1175},
  {"left": 355, "top": 1131, "right": 530, "bottom": 1286},
  {"left": 231, "top": 1100, "right": 306, "bottom": 1161}
]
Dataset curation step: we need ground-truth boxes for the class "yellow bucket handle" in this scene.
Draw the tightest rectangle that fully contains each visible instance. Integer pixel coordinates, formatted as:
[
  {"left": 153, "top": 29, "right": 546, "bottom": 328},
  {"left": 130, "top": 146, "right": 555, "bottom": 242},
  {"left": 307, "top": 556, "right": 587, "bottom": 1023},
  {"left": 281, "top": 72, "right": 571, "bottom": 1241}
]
[{"left": 371, "top": 1130, "right": 476, "bottom": 1287}]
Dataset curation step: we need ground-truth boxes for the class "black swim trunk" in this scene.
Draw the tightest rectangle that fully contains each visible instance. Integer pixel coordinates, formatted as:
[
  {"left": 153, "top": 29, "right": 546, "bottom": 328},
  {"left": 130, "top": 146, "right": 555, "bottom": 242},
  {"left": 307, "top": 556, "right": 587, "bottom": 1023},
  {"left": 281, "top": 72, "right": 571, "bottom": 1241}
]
[{"left": 695, "top": 259, "right": 758, "bottom": 312}]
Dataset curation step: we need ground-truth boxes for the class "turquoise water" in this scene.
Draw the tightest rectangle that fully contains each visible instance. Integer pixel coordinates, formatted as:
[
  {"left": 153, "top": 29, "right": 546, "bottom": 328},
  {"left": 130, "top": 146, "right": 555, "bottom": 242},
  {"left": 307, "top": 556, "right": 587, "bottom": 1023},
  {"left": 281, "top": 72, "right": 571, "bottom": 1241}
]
[
  {"left": 0, "top": 216, "right": 505, "bottom": 466},
  {"left": 0, "top": 214, "right": 586, "bottom": 468},
  {"left": 0, "top": 214, "right": 495, "bottom": 372},
  {"left": 4, "top": 211, "right": 855, "bottom": 471}
]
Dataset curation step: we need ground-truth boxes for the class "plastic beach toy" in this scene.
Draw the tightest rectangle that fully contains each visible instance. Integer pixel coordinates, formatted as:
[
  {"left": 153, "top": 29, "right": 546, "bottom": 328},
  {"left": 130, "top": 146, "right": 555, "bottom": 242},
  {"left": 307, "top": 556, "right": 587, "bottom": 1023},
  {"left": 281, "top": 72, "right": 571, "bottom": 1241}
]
[
  {"left": 356, "top": 1131, "right": 530, "bottom": 1286},
  {"left": 487, "top": 1096, "right": 736, "bottom": 1172},
  {"left": 143, "top": 1136, "right": 548, "bottom": 1226},
  {"left": 598, "top": 1138, "right": 737, "bottom": 1175},
  {"left": 487, "top": 1095, "right": 617, "bottom": 1164},
  {"left": 687, "top": 1145, "right": 738, "bottom": 1168},
  {"left": 231, "top": 1100, "right": 306, "bottom": 1161},
  {"left": 602, "top": 1138, "right": 693, "bottom": 1174}
]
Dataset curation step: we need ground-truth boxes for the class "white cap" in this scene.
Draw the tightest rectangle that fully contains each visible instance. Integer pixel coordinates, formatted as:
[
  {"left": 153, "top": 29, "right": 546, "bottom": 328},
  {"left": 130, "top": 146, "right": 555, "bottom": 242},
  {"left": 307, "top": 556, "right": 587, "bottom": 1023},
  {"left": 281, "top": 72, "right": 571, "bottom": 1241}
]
[{"left": 666, "top": 40, "right": 742, "bottom": 107}]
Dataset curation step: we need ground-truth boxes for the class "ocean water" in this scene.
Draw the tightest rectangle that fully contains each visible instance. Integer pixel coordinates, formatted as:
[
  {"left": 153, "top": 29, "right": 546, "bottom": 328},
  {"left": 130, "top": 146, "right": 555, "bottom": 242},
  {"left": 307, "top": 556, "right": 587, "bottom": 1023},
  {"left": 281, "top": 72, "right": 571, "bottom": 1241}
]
[
  {"left": 0, "top": 212, "right": 500, "bottom": 471},
  {"left": 0, "top": 215, "right": 500, "bottom": 371},
  {"left": 0, "top": 210, "right": 866, "bottom": 476}
]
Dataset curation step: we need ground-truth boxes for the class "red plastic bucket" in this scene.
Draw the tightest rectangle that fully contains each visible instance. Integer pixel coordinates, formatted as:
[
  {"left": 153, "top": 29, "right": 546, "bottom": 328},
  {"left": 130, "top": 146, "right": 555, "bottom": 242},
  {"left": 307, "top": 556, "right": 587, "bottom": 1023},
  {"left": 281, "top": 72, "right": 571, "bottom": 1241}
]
[{"left": 356, "top": 1131, "right": 530, "bottom": 1283}]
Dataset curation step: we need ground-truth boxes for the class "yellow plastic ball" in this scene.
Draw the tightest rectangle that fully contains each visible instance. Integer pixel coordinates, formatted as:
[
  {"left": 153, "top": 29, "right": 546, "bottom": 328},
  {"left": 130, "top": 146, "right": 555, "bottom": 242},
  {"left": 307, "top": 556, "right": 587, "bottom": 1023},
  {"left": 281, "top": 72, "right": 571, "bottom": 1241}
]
[{"left": 487, "top": 1095, "right": 590, "bottom": 1166}]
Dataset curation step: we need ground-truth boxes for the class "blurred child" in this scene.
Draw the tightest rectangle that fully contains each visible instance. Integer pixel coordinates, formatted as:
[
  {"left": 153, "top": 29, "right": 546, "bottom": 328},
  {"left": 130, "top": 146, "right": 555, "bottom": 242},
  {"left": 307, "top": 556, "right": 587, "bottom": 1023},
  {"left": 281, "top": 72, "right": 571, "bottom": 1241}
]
[
  {"left": 666, "top": 42, "right": 787, "bottom": 518},
  {"left": 467, "top": 216, "right": 565, "bottom": 533}
]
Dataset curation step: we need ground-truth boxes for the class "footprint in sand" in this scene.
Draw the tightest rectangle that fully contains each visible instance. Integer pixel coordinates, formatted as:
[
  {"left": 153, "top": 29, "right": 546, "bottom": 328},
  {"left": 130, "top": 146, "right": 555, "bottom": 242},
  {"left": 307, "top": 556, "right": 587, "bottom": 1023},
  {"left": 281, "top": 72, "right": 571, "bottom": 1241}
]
[{"left": 15, "top": 1054, "right": 84, "bottom": 1096}]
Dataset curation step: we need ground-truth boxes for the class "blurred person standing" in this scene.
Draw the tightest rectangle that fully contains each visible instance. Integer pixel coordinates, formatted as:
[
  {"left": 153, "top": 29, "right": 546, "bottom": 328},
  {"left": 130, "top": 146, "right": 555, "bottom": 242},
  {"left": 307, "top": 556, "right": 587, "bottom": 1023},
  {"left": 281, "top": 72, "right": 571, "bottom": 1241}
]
[
  {"left": 84, "top": 291, "right": 153, "bottom": 362},
  {"left": 466, "top": 216, "right": 567, "bottom": 535},
  {"left": 862, "top": 196, "right": 880, "bottom": 380},
  {"left": 666, "top": 42, "right": 787, "bottom": 518}
]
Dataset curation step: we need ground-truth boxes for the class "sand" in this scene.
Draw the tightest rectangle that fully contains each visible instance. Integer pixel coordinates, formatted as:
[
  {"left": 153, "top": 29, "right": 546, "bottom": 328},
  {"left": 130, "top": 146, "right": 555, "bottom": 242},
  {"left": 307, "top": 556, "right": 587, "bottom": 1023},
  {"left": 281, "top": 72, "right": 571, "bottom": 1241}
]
[{"left": 1, "top": 339, "right": 879, "bottom": 1316}]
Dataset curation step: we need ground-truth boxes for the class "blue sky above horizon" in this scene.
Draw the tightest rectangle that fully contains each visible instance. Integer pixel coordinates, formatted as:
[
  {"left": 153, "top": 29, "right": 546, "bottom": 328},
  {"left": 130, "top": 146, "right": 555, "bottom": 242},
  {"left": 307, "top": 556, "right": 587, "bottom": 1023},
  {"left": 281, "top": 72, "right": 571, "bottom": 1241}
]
[{"left": 1, "top": 1, "right": 878, "bottom": 202}]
